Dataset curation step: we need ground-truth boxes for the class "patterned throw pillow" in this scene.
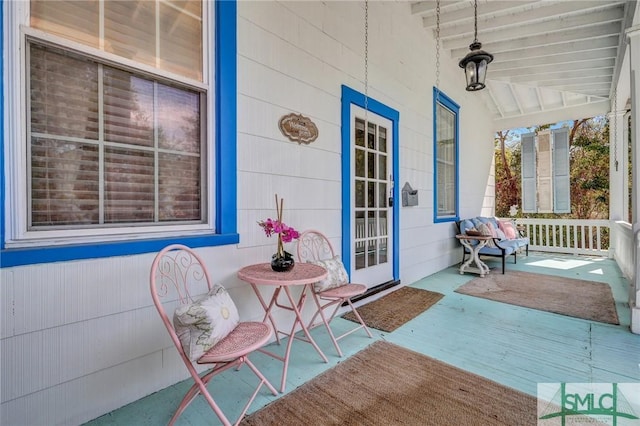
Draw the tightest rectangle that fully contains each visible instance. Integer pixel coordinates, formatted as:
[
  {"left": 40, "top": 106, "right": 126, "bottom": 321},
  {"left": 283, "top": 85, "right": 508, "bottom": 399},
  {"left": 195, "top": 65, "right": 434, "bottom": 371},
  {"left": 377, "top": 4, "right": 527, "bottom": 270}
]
[
  {"left": 477, "top": 223, "right": 497, "bottom": 248},
  {"left": 309, "top": 256, "right": 349, "bottom": 292},
  {"left": 498, "top": 220, "right": 517, "bottom": 240},
  {"left": 173, "top": 284, "right": 240, "bottom": 361}
]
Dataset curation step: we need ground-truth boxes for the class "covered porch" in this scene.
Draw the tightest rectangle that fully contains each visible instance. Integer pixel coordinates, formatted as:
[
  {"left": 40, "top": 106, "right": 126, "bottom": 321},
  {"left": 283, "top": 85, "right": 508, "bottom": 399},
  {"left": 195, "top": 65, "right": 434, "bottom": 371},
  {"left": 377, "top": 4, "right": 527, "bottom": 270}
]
[
  {"left": 3, "top": 1, "right": 640, "bottom": 425},
  {"left": 85, "top": 250, "right": 639, "bottom": 425}
]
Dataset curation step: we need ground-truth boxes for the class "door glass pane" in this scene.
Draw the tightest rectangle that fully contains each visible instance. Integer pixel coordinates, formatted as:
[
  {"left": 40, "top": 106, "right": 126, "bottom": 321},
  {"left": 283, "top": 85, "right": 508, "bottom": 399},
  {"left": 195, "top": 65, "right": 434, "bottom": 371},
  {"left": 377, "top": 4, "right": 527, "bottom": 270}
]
[
  {"left": 378, "top": 183, "right": 387, "bottom": 208},
  {"left": 367, "top": 239, "right": 377, "bottom": 266},
  {"left": 368, "top": 181, "right": 376, "bottom": 208},
  {"left": 368, "top": 210, "right": 377, "bottom": 237},
  {"left": 367, "top": 152, "right": 375, "bottom": 178},
  {"left": 379, "top": 210, "right": 388, "bottom": 236},
  {"left": 367, "top": 122, "right": 375, "bottom": 149},
  {"left": 379, "top": 237, "right": 388, "bottom": 264},
  {"left": 355, "top": 180, "right": 365, "bottom": 208},
  {"left": 379, "top": 126, "right": 387, "bottom": 153},
  {"left": 355, "top": 148, "right": 365, "bottom": 177},
  {"left": 378, "top": 154, "right": 387, "bottom": 180},
  {"left": 355, "top": 211, "right": 365, "bottom": 270},
  {"left": 355, "top": 118, "right": 365, "bottom": 147}
]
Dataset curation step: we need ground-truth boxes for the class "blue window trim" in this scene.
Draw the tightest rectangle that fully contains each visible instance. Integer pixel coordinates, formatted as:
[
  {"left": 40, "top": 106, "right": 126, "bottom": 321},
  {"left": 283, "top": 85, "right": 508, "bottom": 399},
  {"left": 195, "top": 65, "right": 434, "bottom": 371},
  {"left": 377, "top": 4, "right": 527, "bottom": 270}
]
[
  {"left": 432, "top": 87, "right": 460, "bottom": 224},
  {"left": 340, "top": 85, "right": 400, "bottom": 281},
  {"left": 0, "top": 0, "right": 239, "bottom": 268}
]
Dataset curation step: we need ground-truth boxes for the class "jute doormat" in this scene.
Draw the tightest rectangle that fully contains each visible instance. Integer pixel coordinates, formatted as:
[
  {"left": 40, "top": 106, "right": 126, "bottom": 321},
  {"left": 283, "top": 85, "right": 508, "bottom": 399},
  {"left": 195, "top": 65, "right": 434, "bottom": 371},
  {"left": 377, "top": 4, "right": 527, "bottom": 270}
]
[
  {"left": 455, "top": 270, "right": 619, "bottom": 325},
  {"left": 342, "top": 286, "right": 444, "bottom": 332},
  {"left": 240, "top": 340, "right": 537, "bottom": 425}
]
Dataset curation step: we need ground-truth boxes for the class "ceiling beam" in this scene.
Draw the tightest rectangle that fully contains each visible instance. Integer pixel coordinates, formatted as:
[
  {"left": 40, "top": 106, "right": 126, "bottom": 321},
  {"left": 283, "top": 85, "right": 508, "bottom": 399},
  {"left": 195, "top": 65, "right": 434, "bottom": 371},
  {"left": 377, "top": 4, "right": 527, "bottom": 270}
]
[
  {"left": 492, "top": 99, "right": 610, "bottom": 131},
  {"left": 488, "top": 36, "right": 620, "bottom": 61},
  {"left": 491, "top": 47, "right": 618, "bottom": 71},
  {"left": 445, "top": 21, "right": 622, "bottom": 53},
  {"left": 437, "top": 3, "right": 623, "bottom": 40}
]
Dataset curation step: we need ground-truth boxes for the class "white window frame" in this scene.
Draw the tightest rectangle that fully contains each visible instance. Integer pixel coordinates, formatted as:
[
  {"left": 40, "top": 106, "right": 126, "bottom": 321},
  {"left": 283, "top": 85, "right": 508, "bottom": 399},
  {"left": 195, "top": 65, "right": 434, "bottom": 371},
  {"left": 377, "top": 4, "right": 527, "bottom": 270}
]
[{"left": 3, "top": 1, "right": 216, "bottom": 249}]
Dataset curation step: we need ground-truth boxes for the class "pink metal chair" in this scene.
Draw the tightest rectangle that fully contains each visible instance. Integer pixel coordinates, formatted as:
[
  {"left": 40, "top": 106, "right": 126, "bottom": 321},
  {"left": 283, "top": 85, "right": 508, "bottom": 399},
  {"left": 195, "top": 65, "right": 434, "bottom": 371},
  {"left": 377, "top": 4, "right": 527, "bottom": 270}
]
[
  {"left": 296, "top": 230, "right": 373, "bottom": 357},
  {"left": 150, "top": 244, "right": 277, "bottom": 426}
]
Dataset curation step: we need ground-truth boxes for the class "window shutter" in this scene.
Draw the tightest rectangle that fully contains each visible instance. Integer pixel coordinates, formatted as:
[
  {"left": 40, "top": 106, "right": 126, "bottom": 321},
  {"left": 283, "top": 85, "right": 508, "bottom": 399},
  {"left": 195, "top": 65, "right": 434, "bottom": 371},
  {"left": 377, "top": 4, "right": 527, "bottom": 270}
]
[
  {"left": 553, "top": 128, "right": 571, "bottom": 213},
  {"left": 520, "top": 133, "right": 537, "bottom": 213},
  {"left": 537, "top": 130, "right": 553, "bottom": 213}
]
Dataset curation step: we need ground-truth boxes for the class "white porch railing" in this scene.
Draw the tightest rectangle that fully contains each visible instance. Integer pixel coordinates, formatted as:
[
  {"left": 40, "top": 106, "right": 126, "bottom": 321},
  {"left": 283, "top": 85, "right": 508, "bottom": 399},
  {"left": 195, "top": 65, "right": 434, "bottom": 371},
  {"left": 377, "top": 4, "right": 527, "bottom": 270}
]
[{"left": 512, "top": 218, "right": 610, "bottom": 256}]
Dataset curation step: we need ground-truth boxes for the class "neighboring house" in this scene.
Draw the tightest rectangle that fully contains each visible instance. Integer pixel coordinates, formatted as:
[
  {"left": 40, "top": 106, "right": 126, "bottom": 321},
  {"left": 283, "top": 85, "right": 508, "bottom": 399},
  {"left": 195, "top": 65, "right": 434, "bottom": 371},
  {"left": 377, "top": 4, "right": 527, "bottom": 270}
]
[{"left": 1, "top": 1, "right": 639, "bottom": 425}]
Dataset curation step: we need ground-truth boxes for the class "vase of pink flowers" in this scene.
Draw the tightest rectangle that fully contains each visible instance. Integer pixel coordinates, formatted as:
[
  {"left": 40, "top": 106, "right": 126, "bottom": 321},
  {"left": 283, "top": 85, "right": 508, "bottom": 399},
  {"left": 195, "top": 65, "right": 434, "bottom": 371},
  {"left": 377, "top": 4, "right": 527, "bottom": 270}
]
[{"left": 258, "top": 195, "right": 300, "bottom": 272}]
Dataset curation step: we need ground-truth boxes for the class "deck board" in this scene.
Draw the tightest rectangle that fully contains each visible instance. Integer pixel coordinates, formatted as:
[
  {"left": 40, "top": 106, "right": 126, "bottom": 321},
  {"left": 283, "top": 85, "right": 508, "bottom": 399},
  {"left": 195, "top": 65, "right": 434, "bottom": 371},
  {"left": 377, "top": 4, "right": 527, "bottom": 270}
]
[{"left": 84, "top": 253, "right": 640, "bottom": 425}]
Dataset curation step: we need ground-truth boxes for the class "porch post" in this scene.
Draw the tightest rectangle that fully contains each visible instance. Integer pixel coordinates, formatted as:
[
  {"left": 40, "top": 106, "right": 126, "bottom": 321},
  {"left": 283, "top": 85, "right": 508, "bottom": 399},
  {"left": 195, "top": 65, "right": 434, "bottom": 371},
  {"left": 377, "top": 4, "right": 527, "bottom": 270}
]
[
  {"left": 626, "top": 25, "right": 640, "bottom": 334},
  {"left": 608, "top": 108, "right": 627, "bottom": 223}
]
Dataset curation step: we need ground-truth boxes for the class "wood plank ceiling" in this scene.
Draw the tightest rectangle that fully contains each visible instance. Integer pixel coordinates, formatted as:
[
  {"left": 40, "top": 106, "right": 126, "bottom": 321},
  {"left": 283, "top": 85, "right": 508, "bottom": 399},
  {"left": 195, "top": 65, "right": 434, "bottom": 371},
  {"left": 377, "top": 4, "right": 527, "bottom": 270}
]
[{"left": 411, "top": 0, "right": 638, "bottom": 131}]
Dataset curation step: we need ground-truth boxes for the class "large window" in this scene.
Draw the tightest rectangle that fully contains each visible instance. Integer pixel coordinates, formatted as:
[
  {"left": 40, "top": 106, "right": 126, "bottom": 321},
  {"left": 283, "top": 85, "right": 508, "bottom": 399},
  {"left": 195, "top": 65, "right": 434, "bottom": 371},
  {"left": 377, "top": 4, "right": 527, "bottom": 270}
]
[
  {"left": 433, "top": 88, "right": 459, "bottom": 223},
  {"left": 1, "top": 1, "right": 238, "bottom": 266}
]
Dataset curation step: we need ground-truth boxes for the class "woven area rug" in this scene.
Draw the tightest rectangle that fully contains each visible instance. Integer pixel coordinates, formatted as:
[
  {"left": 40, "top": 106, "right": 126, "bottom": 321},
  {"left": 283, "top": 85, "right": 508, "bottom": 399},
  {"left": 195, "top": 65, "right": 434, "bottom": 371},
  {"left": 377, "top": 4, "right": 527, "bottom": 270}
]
[
  {"left": 342, "top": 286, "right": 444, "bottom": 332},
  {"left": 241, "top": 340, "right": 537, "bottom": 425},
  {"left": 455, "top": 270, "right": 619, "bottom": 325}
]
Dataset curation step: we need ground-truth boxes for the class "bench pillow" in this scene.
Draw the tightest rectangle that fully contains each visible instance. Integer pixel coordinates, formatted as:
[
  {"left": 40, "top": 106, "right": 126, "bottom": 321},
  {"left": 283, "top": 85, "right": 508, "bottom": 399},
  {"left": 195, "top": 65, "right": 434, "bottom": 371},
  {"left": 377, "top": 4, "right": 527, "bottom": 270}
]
[{"left": 498, "top": 220, "right": 517, "bottom": 240}]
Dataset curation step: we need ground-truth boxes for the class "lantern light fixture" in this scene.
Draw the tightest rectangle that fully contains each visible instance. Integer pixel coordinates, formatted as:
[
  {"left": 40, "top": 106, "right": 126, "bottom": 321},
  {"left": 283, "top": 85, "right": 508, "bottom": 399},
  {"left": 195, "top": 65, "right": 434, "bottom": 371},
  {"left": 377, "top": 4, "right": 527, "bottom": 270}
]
[{"left": 458, "top": 0, "right": 493, "bottom": 91}]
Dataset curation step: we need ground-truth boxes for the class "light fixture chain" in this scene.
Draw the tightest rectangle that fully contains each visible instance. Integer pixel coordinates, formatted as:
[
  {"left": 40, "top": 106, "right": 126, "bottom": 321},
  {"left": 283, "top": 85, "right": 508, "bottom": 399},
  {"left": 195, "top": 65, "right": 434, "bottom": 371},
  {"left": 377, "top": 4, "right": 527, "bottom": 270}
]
[
  {"left": 613, "top": 87, "right": 618, "bottom": 171},
  {"left": 474, "top": 0, "right": 478, "bottom": 43},
  {"left": 364, "top": 0, "right": 369, "bottom": 120},
  {"left": 435, "top": 0, "right": 441, "bottom": 104}
]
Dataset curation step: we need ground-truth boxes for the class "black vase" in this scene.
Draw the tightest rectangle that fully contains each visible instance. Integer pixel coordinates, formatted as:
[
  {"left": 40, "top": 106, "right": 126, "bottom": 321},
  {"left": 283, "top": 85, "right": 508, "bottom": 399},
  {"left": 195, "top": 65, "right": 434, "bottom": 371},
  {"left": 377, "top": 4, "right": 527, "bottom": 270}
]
[{"left": 271, "top": 251, "right": 295, "bottom": 272}]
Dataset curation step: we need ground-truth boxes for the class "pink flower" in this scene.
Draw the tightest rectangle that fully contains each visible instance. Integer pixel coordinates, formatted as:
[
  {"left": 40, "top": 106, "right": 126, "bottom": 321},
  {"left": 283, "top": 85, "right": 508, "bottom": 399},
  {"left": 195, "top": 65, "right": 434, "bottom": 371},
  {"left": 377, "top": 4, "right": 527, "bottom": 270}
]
[{"left": 259, "top": 195, "right": 299, "bottom": 258}]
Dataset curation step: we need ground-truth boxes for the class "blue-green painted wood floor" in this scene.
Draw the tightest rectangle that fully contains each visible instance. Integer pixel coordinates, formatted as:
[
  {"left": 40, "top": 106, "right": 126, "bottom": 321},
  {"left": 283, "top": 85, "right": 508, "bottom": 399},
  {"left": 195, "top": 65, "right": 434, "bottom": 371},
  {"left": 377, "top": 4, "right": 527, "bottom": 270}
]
[{"left": 86, "top": 253, "right": 640, "bottom": 425}]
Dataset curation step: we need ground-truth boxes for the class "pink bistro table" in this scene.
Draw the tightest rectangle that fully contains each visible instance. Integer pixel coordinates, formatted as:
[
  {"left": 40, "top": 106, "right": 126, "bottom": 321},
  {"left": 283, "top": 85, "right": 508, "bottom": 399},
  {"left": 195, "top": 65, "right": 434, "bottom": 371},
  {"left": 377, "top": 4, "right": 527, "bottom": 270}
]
[{"left": 237, "top": 262, "right": 329, "bottom": 392}]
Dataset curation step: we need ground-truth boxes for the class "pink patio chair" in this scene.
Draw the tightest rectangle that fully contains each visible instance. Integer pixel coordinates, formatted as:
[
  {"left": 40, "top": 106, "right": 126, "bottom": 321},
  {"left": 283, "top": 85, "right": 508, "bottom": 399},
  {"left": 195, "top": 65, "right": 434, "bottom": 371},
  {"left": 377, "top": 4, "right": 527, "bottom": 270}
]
[
  {"left": 150, "top": 244, "right": 277, "bottom": 426},
  {"left": 296, "top": 230, "right": 373, "bottom": 357}
]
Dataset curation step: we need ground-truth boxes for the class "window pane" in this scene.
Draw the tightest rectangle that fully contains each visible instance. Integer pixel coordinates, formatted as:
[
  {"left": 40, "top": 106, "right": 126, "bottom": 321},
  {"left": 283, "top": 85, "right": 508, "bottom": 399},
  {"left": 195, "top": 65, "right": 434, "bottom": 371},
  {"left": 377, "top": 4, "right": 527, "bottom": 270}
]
[
  {"left": 30, "top": 44, "right": 99, "bottom": 140},
  {"left": 105, "top": 1, "right": 156, "bottom": 69},
  {"left": 158, "top": 84, "right": 201, "bottom": 153},
  {"left": 31, "top": 0, "right": 99, "bottom": 48},
  {"left": 159, "top": 152, "right": 201, "bottom": 221},
  {"left": 105, "top": 147, "right": 154, "bottom": 223},
  {"left": 31, "top": 138, "right": 99, "bottom": 227},
  {"left": 160, "top": 2, "right": 203, "bottom": 81},
  {"left": 104, "top": 69, "right": 154, "bottom": 147}
]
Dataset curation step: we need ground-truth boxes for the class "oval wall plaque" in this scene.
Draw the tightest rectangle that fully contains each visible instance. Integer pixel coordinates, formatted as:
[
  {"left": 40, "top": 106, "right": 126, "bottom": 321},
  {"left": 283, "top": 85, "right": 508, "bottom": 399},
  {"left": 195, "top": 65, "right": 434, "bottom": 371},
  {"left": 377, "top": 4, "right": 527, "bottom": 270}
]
[{"left": 278, "top": 113, "right": 319, "bottom": 144}]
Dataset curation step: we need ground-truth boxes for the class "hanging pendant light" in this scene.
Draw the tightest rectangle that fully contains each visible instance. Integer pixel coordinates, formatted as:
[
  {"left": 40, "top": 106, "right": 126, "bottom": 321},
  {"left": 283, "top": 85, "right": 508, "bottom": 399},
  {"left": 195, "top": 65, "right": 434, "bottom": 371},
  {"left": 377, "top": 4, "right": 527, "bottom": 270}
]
[{"left": 458, "top": 0, "right": 493, "bottom": 91}]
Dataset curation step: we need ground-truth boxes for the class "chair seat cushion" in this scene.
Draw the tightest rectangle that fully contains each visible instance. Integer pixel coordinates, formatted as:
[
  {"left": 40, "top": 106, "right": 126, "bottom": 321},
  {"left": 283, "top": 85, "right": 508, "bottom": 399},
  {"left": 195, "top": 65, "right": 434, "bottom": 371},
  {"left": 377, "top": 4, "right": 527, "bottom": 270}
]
[
  {"left": 174, "top": 284, "right": 240, "bottom": 361},
  {"left": 319, "top": 282, "right": 367, "bottom": 298},
  {"left": 308, "top": 256, "right": 349, "bottom": 292},
  {"left": 198, "top": 322, "right": 272, "bottom": 363}
]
